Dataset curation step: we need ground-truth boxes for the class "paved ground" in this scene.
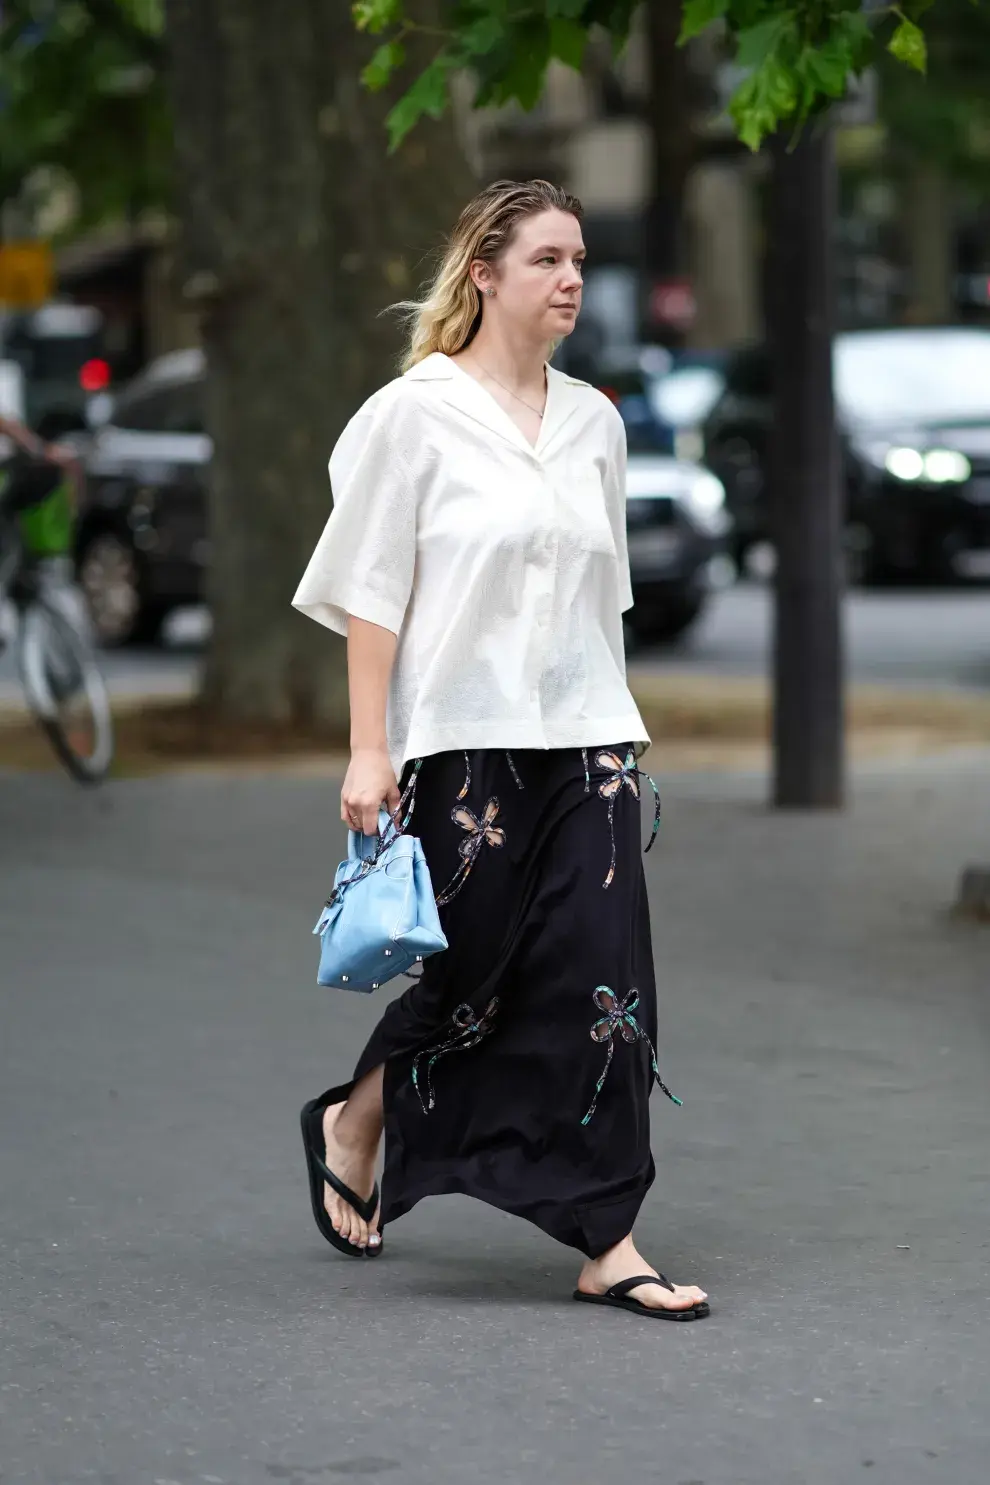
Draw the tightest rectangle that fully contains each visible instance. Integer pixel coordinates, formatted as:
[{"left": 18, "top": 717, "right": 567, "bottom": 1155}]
[
  {"left": 647, "top": 582, "right": 990, "bottom": 691},
  {"left": 2, "top": 756, "right": 989, "bottom": 1485},
  {"left": 4, "top": 583, "right": 989, "bottom": 707}
]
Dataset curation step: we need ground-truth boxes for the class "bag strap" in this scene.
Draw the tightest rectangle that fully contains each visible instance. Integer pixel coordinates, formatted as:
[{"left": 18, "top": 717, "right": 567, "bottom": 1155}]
[{"left": 325, "top": 761, "right": 424, "bottom": 909}]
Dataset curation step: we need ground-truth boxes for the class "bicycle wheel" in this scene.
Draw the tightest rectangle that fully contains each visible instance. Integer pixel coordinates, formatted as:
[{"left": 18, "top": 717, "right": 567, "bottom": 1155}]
[{"left": 16, "top": 598, "right": 115, "bottom": 783}]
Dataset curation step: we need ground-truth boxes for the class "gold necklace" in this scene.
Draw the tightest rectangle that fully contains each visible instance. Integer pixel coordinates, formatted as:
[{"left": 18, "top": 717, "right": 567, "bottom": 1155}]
[{"left": 469, "top": 358, "right": 546, "bottom": 419}]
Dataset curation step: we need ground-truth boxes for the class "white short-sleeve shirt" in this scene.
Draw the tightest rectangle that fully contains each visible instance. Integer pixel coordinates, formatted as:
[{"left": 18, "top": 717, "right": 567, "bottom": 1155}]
[{"left": 292, "top": 351, "right": 649, "bottom": 776}]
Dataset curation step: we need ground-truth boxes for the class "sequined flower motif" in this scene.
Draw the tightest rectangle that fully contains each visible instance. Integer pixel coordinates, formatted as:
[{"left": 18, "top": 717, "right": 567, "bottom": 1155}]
[
  {"left": 412, "top": 997, "right": 500, "bottom": 1113},
  {"left": 454, "top": 797, "right": 506, "bottom": 856},
  {"left": 597, "top": 748, "right": 640, "bottom": 803},
  {"left": 581, "top": 983, "right": 681, "bottom": 1125},
  {"left": 596, "top": 749, "right": 640, "bottom": 889},
  {"left": 435, "top": 796, "right": 505, "bottom": 906},
  {"left": 590, "top": 985, "right": 640, "bottom": 1045}
]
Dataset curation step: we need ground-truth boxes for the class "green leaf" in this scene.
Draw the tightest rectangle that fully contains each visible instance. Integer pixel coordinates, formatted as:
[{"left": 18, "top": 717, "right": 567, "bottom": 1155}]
[
  {"left": 800, "top": 45, "right": 849, "bottom": 102},
  {"left": 678, "top": 0, "right": 729, "bottom": 46},
  {"left": 361, "top": 38, "right": 405, "bottom": 92},
  {"left": 729, "top": 53, "right": 798, "bottom": 152},
  {"left": 729, "top": 74, "right": 770, "bottom": 152},
  {"left": 474, "top": 20, "right": 551, "bottom": 111},
  {"left": 549, "top": 16, "right": 587, "bottom": 70},
  {"left": 505, "top": 52, "right": 549, "bottom": 111},
  {"left": 888, "top": 17, "right": 927, "bottom": 73},
  {"left": 353, "top": 0, "right": 403, "bottom": 37},
  {"left": 384, "top": 53, "right": 451, "bottom": 151},
  {"left": 736, "top": 14, "right": 796, "bottom": 72},
  {"left": 762, "top": 56, "right": 798, "bottom": 114},
  {"left": 461, "top": 14, "right": 504, "bottom": 56},
  {"left": 832, "top": 9, "right": 872, "bottom": 62},
  {"left": 797, "top": 11, "right": 870, "bottom": 109}
]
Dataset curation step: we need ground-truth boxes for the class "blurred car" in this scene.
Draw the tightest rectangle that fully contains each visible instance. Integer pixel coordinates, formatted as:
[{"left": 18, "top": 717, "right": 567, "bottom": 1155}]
[
  {"left": 595, "top": 346, "right": 674, "bottom": 453},
  {"left": 76, "top": 349, "right": 209, "bottom": 644},
  {"left": 649, "top": 354, "right": 728, "bottom": 462},
  {"left": 0, "top": 357, "right": 27, "bottom": 431},
  {"left": 76, "top": 348, "right": 729, "bottom": 648},
  {"left": 703, "top": 327, "right": 990, "bottom": 583},
  {"left": 595, "top": 347, "right": 727, "bottom": 460},
  {"left": 0, "top": 303, "right": 111, "bottom": 439},
  {"left": 623, "top": 453, "right": 731, "bottom": 644}
]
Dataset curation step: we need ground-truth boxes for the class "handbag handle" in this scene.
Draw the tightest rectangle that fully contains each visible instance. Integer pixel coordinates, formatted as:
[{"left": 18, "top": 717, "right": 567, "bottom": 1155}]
[
  {"left": 347, "top": 807, "right": 400, "bottom": 864},
  {"left": 327, "top": 764, "right": 422, "bottom": 909},
  {"left": 325, "top": 807, "right": 402, "bottom": 910}
]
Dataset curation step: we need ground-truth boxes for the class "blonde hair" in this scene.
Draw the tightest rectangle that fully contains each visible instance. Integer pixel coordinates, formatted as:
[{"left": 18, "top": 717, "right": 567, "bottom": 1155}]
[{"left": 398, "top": 179, "right": 583, "bottom": 372}]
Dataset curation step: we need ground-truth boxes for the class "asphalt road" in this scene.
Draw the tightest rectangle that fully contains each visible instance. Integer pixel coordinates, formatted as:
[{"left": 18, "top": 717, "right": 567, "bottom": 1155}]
[
  {"left": 3, "top": 584, "right": 987, "bottom": 709},
  {"left": 2, "top": 758, "right": 989, "bottom": 1484},
  {"left": 646, "top": 581, "right": 990, "bottom": 691}
]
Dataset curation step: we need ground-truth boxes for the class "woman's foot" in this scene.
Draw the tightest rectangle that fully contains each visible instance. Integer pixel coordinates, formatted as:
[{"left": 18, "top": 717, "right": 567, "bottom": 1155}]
[
  {"left": 576, "top": 1235, "right": 708, "bottom": 1312},
  {"left": 321, "top": 1101, "right": 382, "bottom": 1251}
]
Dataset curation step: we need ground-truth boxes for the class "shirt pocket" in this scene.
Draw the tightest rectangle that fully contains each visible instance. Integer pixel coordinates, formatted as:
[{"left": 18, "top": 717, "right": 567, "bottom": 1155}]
[{"left": 560, "top": 465, "right": 617, "bottom": 556}]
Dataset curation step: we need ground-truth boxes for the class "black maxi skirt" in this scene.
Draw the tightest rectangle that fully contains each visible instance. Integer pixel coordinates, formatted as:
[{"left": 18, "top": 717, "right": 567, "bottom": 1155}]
[{"left": 329, "top": 742, "right": 680, "bottom": 1259}]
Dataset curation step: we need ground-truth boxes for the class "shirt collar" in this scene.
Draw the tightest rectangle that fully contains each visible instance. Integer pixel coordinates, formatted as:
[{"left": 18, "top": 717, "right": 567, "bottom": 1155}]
[{"left": 406, "top": 352, "right": 585, "bottom": 459}]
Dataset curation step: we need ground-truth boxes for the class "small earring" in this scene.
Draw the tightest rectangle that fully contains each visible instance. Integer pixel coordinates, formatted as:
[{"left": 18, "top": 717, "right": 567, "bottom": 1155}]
[{"left": 485, "top": 287, "right": 496, "bottom": 298}]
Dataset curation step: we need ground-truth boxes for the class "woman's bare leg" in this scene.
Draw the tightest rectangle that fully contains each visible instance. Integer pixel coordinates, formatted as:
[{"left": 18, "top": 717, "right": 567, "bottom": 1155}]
[
  {"left": 576, "top": 1234, "right": 708, "bottom": 1311},
  {"left": 321, "top": 1065, "right": 384, "bottom": 1249}
]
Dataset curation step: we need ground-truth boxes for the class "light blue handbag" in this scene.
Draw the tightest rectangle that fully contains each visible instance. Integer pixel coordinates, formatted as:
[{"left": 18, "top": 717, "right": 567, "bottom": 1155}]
[{"left": 313, "top": 809, "right": 448, "bottom": 992}]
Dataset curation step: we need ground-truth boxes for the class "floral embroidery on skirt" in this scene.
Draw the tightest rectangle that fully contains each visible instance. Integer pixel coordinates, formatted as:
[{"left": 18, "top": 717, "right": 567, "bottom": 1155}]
[
  {"left": 595, "top": 748, "right": 661, "bottom": 889},
  {"left": 411, "top": 997, "right": 500, "bottom": 1113},
  {"left": 581, "top": 984, "right": 681, "bottom": 1125},
  {"left": 434, "top": 797, "right": 506, "bottom": 906}
]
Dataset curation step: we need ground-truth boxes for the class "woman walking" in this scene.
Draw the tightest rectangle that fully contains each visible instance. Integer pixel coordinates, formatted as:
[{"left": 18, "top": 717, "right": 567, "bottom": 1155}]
[{"left": 292, "top": 179, "right": 709, "bottom": 1320}]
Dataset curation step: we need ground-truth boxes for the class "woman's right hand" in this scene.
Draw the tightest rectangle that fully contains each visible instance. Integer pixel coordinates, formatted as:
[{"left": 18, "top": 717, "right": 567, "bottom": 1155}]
[{"left": 341, "top": 746, "right": 401, "bottom": 837}]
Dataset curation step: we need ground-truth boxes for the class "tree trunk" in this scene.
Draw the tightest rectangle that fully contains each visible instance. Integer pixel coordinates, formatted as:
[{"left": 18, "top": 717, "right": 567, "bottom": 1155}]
[
  {"left": 767, "top": 127, "right": 845, "bottom": 809},
  {"left": 642, "top": 2, "right": 697, "bottom": 282},
  {"left": 163, "top": 0, "right": 473, "bottom": 726}
]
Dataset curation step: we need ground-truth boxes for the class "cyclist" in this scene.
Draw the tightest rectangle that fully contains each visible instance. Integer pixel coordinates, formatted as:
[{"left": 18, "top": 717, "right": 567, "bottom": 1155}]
[
  {"left": 0, "top": 412, "right": 86, "bottom": 656},
  {"left": 0, "top": 409, "right": 112, "bottom": 779},
  {"left": 0, "top": 412, "right": 80, "bottom": 516}
]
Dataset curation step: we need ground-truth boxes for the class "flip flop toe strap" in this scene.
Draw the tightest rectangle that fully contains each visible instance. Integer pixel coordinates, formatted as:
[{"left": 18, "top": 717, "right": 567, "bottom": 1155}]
[
  {"left": 607, "top": 1273, "right": 676, "bottom": 1300},
  {"left": 311, "top": 1151, "right": 379, "bottom": 1224}
]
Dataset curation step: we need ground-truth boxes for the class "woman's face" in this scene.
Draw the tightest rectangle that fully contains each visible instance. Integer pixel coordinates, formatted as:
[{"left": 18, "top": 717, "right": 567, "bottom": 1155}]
[{"left": 478, "top": 208, "right": 585, "bottom": 343}]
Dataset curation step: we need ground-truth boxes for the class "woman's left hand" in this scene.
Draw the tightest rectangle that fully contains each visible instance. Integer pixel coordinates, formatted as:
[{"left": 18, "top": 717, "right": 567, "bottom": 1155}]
[{"left": 341, "top": 745, "right": 401, "bottom": 836}]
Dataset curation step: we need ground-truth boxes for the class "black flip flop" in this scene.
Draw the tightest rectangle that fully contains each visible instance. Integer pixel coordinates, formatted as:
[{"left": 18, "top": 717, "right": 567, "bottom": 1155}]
[
  {"left": 300, "top": 1094, "right": 383, "bottom": 1258},
  {"left": 573, "top": 1273, "right": 710, "bottom": 1320}
]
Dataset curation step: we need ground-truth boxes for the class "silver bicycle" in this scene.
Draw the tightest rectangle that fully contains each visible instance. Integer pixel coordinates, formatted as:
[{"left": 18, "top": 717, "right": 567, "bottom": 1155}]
[{"left": 0, "top": 480, "right": 114, "bottom": 784}]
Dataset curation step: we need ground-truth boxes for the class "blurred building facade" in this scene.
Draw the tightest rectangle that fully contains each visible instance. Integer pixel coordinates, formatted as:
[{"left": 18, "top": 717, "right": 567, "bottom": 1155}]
[{"left": 458, "top": 25, "right": 763, "bottom": 358}]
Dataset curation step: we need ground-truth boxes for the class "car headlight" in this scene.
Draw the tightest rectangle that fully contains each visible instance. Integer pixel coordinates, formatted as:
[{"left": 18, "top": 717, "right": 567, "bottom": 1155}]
[
  {"left": 884, "top": 446, "right": 971, "bottom": 484},
  {"left": 682, "top": 470, "right": 729, "bottom": 533},
  {"left": 923, "top": 449, "right": 971, "bottom": 483}
]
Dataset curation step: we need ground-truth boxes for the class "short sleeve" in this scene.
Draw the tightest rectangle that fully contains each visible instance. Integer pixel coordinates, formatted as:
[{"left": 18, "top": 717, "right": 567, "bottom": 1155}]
[
  {"left": 292, "top": 402, "right": 417, "bottom": 638},
  {"left": 603, "top": 406, "right": 634, "bottom": 613}
]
